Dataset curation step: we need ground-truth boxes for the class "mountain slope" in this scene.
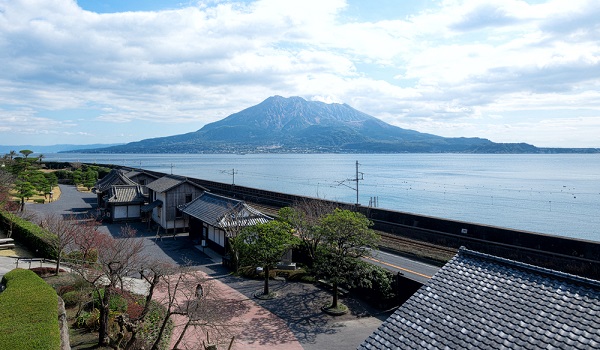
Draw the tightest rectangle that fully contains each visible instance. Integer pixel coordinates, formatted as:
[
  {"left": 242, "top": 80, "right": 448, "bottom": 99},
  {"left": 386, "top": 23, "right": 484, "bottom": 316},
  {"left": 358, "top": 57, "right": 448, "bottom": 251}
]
[{"left": 74, "top": 96, "right": 537, "bottom": 154}]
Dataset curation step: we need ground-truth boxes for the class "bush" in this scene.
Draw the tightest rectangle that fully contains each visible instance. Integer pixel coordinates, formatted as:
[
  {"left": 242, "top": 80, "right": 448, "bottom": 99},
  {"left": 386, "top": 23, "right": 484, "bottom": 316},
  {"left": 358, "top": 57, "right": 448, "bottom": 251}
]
[
  {"left": 0, "top": 211, "right": 55, "bottom": 258},
  {"left": 93, "top": 289, "right": 128, "bottom": 313},
  {"left": 66, "top": 249, "right": 98, "bottom": 264},
  {"left": 33, "top": 198, "right": 45, "bottom": 204},
  {"left": 30, "top": 266, "right": 65, "bottom": 277},
  {"left": 62, "top": 290, "right": 81, "bottom": 307},
  {"left": 351, "top": 261, "right": 398, "bottom": 309},
  {"left": 0, "top": 269, "right": 61, "bottom": 350},
  {"left": 75, "top": 309, "right": 100, "bottom": 331}
]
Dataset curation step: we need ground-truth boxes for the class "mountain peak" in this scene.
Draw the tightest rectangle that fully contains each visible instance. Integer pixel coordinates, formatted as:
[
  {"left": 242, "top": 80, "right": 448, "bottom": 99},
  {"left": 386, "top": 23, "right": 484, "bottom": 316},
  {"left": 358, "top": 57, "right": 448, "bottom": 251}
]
[{"left": 75, "top": 96, "right": 541, "bottom": 154}]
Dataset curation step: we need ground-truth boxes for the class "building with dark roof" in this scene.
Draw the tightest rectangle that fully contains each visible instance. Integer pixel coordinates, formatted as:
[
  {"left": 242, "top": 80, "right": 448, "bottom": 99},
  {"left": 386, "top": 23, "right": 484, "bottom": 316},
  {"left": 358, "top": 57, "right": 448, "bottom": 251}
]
[
  {"left": 144, "top": 175, "right": 208, "bottom": 234},
  {"left": 359, "top": 247, "right": 600, "bottom": 350},
  {"left": 93, "top": 169, "right": 137, "bottom": 208},
  {"left": 180, "top": 192, "right": 272, "bottom": 254},
  {"left": 123, "top": 169, "right": 159, "bottom": 189},
  {"left": 104, "top": 185, "right": 147, "bottom": 222}
]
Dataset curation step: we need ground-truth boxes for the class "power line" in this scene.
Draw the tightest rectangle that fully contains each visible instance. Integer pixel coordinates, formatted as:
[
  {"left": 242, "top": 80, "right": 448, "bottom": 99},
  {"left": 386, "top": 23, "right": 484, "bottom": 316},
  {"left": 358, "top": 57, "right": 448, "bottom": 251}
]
[
  {"left": 335, "top": 160, "right": 363, "bottom": 205},
  {"left": 220, "top": 168, "right": 238, "bottom": 186}
]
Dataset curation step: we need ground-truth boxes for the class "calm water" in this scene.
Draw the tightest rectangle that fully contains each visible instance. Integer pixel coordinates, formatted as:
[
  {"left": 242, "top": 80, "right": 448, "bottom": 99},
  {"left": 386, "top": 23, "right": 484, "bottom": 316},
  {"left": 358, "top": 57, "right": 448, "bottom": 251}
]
[{"left": 44, "top": 153, "right": 600, "bottom": 242}]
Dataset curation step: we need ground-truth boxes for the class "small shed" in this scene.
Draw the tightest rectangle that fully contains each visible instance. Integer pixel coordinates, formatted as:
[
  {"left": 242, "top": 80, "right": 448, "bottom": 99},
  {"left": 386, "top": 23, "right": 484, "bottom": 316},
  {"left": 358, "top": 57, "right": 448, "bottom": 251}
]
[{"left": 180, "top": 192, "right": 272, "bottom": 254}]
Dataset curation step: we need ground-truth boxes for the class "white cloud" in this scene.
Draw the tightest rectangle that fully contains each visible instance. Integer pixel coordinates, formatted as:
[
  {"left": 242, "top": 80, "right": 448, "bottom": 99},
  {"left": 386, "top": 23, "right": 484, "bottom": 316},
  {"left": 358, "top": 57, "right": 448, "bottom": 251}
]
[{"left": 0, "top": 0, "right": 598, "bottom": 147}]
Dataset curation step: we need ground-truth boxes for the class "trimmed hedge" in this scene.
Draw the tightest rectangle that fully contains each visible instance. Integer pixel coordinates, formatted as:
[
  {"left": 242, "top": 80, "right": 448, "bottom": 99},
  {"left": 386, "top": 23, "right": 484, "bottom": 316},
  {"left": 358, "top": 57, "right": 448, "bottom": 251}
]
[
  {"left": 0, "top": 269, "right": 61, "bottom": 350},
  {"left": 0, "top": 211, "right": 55, "bottom": 258}
]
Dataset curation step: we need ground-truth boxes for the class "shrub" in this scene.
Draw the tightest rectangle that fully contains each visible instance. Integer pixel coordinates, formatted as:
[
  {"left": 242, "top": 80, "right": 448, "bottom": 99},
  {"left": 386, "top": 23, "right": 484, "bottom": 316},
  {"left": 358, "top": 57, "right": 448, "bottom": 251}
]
[
  {"left": 66, "top": 249, "right": 98, "bottom": 264},
  {"left": 33, "top": 198, "right": 45, "bottom": 204},
  {"left": 0, "top": 211, "right": 55, "bottom": 258},
  {"left": 75, "top": 309, "right": 100, "bottom": 331},
  {"left": 62, "top": 290, "right": 81, "bottom": 307},
  {"left": 57, "top": 284, "right": 75, "bottom": 296},
  {"left": 351, "top": 261, "right": 398, "bottom": 309},
  {"left": 30, "top": 266, "right": 65, "bottom": 277},
  {"left": 93, "top": 289, "right": 128, "bottom": 313},
  {"left": 0, "top": 269, "right": 61, "bottom": 350}
]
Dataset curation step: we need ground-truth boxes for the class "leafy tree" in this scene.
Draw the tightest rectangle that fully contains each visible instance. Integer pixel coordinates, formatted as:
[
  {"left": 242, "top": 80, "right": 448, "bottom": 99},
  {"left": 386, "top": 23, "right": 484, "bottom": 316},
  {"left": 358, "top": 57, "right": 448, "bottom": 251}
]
[
  {"left": 315, "top": 208, "right": 379, "bottom": 309},
  {"left": 72, "top": 169, "right": 83, "bottom": 186},
  {"left": 14, "top": 179, "right": 35, "bottom": 211},
  {"left": 43, "top": 172, "right": 58, "bottom": 199},
  {"left": 232, "top": 220, "right": 299, "bottom": 296},
  {"left": 83, "top": 167, "right": 98, "bottom": 190},
  {"left": 278, "top": 199, "right": 338, "bottom": 265},
  {"left": 25, "top": 170, "right": 49, "bottom": 196},
  {"left": 19, "top": 149, "right": 33, "bottom": 158}
]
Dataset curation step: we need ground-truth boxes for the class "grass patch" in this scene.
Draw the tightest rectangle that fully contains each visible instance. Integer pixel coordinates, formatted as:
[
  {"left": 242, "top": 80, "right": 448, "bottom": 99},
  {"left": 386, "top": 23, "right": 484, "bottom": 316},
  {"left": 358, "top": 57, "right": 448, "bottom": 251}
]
[
  {"left": 321, "top": 302, "right": 349, "bottom": 316},
  {"left": 0, "top": 268, "right": 61, "bottom": 350}
]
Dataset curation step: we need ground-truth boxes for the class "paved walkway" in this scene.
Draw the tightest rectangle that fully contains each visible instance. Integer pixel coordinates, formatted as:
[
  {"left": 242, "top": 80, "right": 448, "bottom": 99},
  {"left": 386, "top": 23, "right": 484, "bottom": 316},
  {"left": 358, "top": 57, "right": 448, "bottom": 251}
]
[{"left": 5, "top": 184, "right": 388, "bottom": 350}]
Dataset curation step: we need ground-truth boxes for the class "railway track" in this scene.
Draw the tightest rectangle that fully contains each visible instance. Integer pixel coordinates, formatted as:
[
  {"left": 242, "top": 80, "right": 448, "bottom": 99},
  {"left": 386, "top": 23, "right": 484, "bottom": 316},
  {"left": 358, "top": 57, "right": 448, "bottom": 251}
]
[{"left": 378, "top": 231, "right": 457, "bottom": 265}]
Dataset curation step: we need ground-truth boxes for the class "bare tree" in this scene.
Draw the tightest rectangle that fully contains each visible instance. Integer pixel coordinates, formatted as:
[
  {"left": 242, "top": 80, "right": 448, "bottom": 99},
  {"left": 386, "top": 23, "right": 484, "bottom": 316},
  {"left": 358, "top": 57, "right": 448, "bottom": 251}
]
[
  {"left": 71, "top": 225, "right": 146, "bottom": 347},
  {"left": 154, "top": 267, "right": 241, "bottom": 350},
  {"left": 0, "top": 169, "right": 15, "bottom": 211},
  {"left": 72, "top": 216, "right": 103, "bottom": 262},
  {"left": 40, "top": 213, "right": 78, "bottom": 275},
  {"left": 114, "top": 260, "right": 178, "bottom": 350}
]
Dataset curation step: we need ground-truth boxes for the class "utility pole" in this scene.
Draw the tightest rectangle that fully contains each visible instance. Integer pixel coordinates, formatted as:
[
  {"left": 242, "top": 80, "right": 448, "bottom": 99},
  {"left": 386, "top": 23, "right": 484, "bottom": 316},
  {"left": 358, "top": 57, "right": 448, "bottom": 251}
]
[
  {"left": 336, "top": 160, "right": 364, "bottom": 206},
  {"left": 221, "top": 168, "right": 238, "bottom": 186}
]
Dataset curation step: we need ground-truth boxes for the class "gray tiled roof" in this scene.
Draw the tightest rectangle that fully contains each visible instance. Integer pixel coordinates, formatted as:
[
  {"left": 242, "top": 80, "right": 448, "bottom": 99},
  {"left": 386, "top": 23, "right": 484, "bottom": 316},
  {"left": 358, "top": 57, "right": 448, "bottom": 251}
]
[
  {"left": 359, "top": 247, "right": 600, "bottom": 350},
  {"left": 95, "top": 169, "right": 136, "bottom": 192},
  {"left": 180, "top": 192, "right": 272, "bottom": 229},
  {"left": 105, "top": 185, "right": 147, "bottom": 204},
  {"left": 141, "top": 199, "right": 162, "bottom": 213},
  {"left": 146, "top": 175, "right": 206, "bottom": 193}
]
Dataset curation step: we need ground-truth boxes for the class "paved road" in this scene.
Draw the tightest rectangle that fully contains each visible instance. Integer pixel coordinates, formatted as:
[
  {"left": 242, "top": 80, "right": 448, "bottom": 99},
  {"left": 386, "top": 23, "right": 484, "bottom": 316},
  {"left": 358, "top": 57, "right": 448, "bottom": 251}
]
[{"left": 366, "top": 249, "right": 442, "bottom": 285}]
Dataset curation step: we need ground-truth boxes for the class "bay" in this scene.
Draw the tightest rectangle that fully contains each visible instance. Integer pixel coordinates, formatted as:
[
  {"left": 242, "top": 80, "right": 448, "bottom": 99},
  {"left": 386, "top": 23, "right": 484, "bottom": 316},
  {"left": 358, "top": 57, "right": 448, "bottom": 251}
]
[{"left": 43, "top": 153, "right": 600, "bottom": 242}]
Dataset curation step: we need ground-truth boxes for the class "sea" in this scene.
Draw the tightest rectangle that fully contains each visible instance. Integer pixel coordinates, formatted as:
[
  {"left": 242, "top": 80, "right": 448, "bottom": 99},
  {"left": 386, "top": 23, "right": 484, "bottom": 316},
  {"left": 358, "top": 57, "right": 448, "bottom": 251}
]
[{"left": 42, "top": 153, "right": 600, "bottom": 243}]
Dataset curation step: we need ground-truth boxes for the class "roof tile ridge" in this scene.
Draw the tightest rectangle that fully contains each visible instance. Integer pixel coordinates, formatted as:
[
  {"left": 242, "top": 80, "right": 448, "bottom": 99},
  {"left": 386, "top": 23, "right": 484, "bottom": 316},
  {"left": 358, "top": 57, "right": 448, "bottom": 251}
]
[{"left": 457, "top": 246, "right": 600, "bottom": 288}]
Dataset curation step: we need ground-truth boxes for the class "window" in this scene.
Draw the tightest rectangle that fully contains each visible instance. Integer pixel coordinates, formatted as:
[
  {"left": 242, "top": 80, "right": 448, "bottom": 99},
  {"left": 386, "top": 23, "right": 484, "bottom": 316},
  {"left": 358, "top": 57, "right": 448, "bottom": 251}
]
[{"left": 185, "top": 194, "right": 193, "bottom": 203}]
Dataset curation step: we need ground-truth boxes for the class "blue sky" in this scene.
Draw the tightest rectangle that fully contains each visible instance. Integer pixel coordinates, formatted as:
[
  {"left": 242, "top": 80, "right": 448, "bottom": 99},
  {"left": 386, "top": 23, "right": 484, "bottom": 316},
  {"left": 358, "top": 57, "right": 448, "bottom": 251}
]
[{"left": 0, "top": 0, "right": 599, "bottom": 148}]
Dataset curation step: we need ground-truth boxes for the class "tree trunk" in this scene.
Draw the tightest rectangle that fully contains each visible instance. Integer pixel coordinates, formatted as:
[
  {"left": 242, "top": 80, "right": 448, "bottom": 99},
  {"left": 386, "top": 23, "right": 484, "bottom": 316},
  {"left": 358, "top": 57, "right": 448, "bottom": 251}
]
[
  {"left": 151, "top": 312, "right": 172, "bottom": 350},
  {"left": 98, "top": 287, "right": 112, "bottom": 346},
  {"left": 55, "top": 256, "right": 61, "bottom": 276},
  {"left": 263, "top": 265, "right": 270, "bottom": 295},
  {"left": 173, "top": 320, "right": 191, "bottom": 349},
  {"left": 332, "top": 282, "right": 339, "bottom": 309}
]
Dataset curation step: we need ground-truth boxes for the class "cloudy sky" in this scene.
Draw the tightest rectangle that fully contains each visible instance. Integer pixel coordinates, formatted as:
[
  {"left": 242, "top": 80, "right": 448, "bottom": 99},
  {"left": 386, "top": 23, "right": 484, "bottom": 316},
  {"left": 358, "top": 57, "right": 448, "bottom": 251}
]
[{"left": 0, "top": 0, "right": 599, "bottom": 148}]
